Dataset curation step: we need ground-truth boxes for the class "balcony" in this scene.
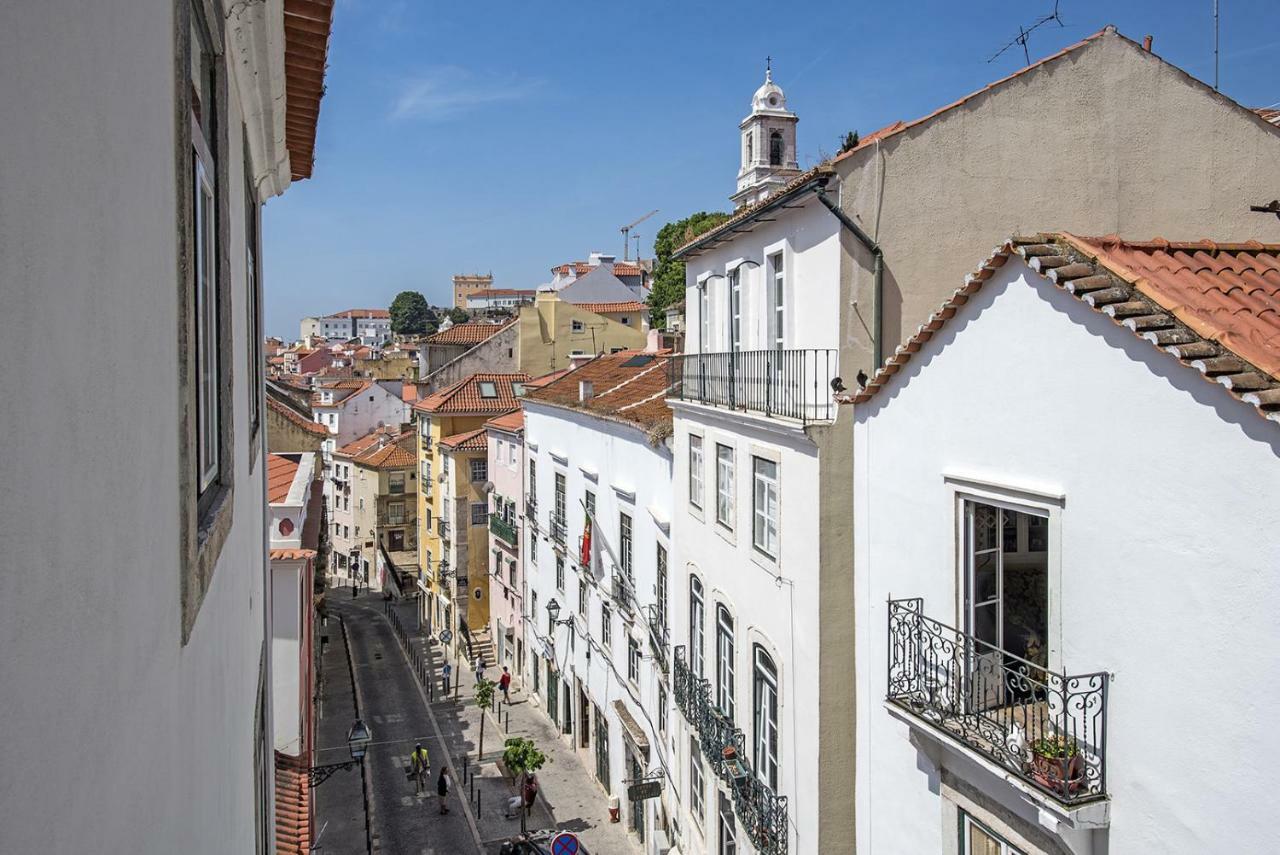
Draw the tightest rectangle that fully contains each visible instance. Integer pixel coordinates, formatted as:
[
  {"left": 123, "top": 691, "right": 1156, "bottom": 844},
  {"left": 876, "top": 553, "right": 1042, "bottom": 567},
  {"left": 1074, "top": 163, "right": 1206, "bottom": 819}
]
[
  {"left": 674, "top": 646, "right": 788, "bottom": 855},
  {"left": 886, "top": 598, "right": 1109, "bottom": 806},
  {"left": 437, "top": 519, "right": 451, "bottom": 542},
  {"left": 550, "top": 512, "right": 567, "bottom": 546},
  {"left": 611, "top": 572, "right": 636, "bottom": 616},
  {"left": 525, "top": 498, "right": 538, "bottom": 529},
  {"left": 490, "top": 514, "right": 518, "bottom": 547},
  {"left": 644, "top": 604, "right": 669, "bottom": 674},
  {"left": 668, "top": 349, "right": 837, "bottom": 423}
]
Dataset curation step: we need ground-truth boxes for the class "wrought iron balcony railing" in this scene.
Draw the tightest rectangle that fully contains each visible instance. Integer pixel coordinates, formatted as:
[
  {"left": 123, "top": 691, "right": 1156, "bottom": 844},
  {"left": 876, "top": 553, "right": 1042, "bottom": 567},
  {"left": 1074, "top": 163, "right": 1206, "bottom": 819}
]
[
  {"left": 668, "top": 349, "right": 837, "bottom": 423},
  {"left": 489, "top": 514, "right": 518, "bottom": 547},
  {"left": 550, "top": 513, "right": 567, "bottom": 545},
  {"left": 437, "top": 519, "right": 450, "bottom": 541},
  {"left": 887, "top": 598, "right": 1109, "bottom": 805},
  {"left": 611, "top": 572, "right": 636, "bottom": 615},
  {"left": 674, "top": 646, "right": 788, "bottom": 855},
  {"left": 525, "top": 497, "right": 538, "bottom": 525},
  {"left": 644, "top": 604, "right": 669, "bottom": 674}
]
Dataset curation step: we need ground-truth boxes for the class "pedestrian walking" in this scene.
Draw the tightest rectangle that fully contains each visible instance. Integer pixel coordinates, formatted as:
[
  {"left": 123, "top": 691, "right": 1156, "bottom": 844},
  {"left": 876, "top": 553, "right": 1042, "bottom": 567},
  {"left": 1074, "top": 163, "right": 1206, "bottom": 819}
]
[
  {"left": 409, "top": 743, "right": 430, "bottom": 795},
  {"left": 437, "top": 767, "right": 451, "bottom": 814},
  {"left": 475, "top": 654, "right": 485, "bottom": 684},
  {"left": 441, "top": 661, "right": 452, "bottom": 694},
  {"left": 498, "top": 666, "right": 512, "bottom": 704}
]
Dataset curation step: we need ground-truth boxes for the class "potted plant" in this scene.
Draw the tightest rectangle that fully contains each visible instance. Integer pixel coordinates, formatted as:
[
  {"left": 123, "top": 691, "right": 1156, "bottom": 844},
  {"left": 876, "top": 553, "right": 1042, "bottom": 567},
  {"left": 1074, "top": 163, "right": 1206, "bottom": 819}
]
[{"left": 1030, "top": 735, "right": 1084, "bottom": 795}]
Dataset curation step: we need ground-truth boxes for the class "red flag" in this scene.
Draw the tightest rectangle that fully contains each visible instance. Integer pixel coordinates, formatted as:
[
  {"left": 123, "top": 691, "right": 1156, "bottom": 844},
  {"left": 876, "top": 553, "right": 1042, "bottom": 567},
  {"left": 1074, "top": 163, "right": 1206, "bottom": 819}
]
[{"left": 579, "top": 511, "right": 592, "bottom": 568}]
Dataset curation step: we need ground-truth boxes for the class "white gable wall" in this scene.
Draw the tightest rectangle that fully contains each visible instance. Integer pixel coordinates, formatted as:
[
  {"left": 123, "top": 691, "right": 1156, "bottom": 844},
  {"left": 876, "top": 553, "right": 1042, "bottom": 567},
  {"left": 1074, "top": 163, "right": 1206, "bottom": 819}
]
[{"left": 852, "top": 259, "right": 1280, "bottom": 854}]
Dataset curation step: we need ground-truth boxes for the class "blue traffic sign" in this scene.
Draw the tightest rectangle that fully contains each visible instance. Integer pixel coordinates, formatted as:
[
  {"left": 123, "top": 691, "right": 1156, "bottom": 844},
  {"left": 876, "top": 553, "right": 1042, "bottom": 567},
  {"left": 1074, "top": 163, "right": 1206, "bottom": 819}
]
[{"left": 551, "top": 832, "right": 580, "bottom": 855}]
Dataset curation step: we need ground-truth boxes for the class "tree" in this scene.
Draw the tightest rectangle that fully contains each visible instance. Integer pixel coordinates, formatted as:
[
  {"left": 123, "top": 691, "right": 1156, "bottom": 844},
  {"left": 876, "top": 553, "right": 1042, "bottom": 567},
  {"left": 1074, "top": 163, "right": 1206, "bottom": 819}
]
[
  {"left": 647, "top": 211, "right": 731, "bottom": 327},
  {"left": 502, "top": 737, "right": 550, "bottom": 832},
  {"left": 390, "top": 291, "right": 432, "bottom": 336},
  {"left": 448, "top": 306, "right": 470, "bottom": 325},
  {"left": 838, "top": 130, "right": 860, "bottom": 154},
  {"left": 474, "top": 679, "right": 495, "bottom": 759}
]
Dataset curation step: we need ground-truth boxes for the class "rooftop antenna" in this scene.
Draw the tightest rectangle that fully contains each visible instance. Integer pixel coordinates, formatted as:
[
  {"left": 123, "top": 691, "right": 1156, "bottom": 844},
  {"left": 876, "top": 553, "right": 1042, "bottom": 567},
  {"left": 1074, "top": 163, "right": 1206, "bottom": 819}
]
[
  {"left": 988, "top": 0, "right": 1064, "bottom": 66},
  {"left": 620, "top": 209, "right": 658, "bottom": 261}
]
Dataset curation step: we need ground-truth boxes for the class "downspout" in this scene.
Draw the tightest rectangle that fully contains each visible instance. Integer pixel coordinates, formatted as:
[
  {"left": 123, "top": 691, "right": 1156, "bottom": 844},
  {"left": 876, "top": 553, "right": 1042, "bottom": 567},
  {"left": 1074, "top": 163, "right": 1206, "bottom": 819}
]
[{"left": 813, "top": 177, "right": 884, "bottom": 368}]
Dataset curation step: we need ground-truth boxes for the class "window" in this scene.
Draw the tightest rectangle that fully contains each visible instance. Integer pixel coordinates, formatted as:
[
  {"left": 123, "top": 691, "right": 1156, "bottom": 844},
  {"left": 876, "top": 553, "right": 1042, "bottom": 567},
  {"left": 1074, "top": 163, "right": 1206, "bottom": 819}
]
[
  {"left": 470, "top": 458, "right": 487, "bottom": 483},
  {"left": 960, "top": 811, "right": 1026, "bottom": 855},
  {"left": 388, "top": 502, "right": 405, "bottom": 525},
  {"left": 389, "top": 471, "right": 406, "bottom": 494},
  {"left": 579, "top": 575, "right": 589, "bottom": 614},
  {"left": 656, "top": 543, "right": 668, "bottom": 633},
  {"left": 727, "top": 268, "right": 741, "bottom": 352},
  {"left": 769, "top": 130, "right": 783, "bottom": 166},
  {"left": 658, "top": 682, "right": 668, "bottom": 735},
  {"left": 690, "top": 576, "right": 705, "bottom": 679},
  {"left": 753, "top": 646, "right": 779, "bottom": 790},
  {"left": 470, "top": 502, "right": 488, "bottom": 526},
  {"left": 556, "top": 555, "right": 565, "bottom": 591},
  {"left": 621, "top": 316, "right": 631, "bottom": 325},
  {"left": 698, "top": 281, "right": 710, "bottom": 353},
  {"left": 752, "top": 457, "right": 779, "bottom": 558},
  {"left": 508, "top": 560, "right": 517, "bottom": 587},
  {"left": 554, "top": 471, "right": 567, "bottom": 537},
  {"left": 479, "top": 381, "right": 498, "bottom": 398},
  {"left": 422, "top": 459, "right": 430, "bottom": 481},
  {"left": 343, "top": 525, "right": 349, "bottom": 539},
  {"left": 716, "top": 444, "right": 735, "bottom": 529},
  {"left": 245, "top": 176, "right": 262, "bottom": 444},
  {"left": 689, "top": 435, "right": 704, "bottom": 509},
  {"left": 689, "top": 737, "right": 705, "bottom": 825},
  {"left": 420, "top": 416, "right": 431, "bottom": 437},
  {"left": 744, "top": 130, "right": 753, "bottom": 164},
  {"left": 508, "top": 442, "right": 517, "bottom": 466},
  {"left": 595, "top": 706, "right": 611, "bottom": 791},
  {"left": 572, "top": 320, "right": 585, "bottom": 333},
  {"left": 530, "top": 590, "right": 538, "bottom": 630},
  {"left": 619, "top": 512, "right": 633, "bottom": 580},
  {"left": 628, "top": 637, "right": 641, "bottom": 683},
  {"left": 716, "top": 605, "right": 735, "bottom": 721},
  {"left": 601, "top": 602, "right": 612, "bottom": 649},
  {"left": 190, "top": 5, "right": 223, "bottom": 500},
  {"left": 769, "top": 252, "right": 784, "bottom": 349}
]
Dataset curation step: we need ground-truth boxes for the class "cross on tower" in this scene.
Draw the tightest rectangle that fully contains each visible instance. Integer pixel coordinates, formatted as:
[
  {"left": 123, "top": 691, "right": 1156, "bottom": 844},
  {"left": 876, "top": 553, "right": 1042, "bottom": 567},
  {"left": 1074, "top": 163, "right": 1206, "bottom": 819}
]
[{"left": 766, "top": 55, "right": 772, "bottom": 72}]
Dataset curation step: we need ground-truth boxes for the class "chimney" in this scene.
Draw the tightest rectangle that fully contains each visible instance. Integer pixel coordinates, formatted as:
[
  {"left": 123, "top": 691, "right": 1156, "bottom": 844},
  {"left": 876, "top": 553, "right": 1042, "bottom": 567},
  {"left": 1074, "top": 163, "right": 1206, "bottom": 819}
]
[
  {"left": 579, "top": 380, "right": 594, "bottom": 402},
  {"left": 588, "top": 252, "right": 616, "bottom": 272},
  {"left": 1143, "top": 35, "right": 1153, "bottom": 51}
]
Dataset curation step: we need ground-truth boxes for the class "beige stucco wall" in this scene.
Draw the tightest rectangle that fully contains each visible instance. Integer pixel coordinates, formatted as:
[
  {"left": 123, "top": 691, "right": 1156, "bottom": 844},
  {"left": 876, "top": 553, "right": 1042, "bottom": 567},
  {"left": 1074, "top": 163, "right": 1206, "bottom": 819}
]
[
  {"left": 834, "top": 29, "right": 1280, "bottom": 377},
  {"left": 517, "top": 296, "right": 648, "bottom": 375}
]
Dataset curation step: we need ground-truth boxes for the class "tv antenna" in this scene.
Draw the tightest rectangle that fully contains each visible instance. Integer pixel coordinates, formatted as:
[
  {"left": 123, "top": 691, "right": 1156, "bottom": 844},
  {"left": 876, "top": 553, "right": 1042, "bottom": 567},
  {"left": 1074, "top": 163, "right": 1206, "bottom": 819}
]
[
  {"left": 620, "top": 209, "right": 658, "bottom": 260},
  {"left": 988, "top": 0, "right": 1064, "bottom": 66}
]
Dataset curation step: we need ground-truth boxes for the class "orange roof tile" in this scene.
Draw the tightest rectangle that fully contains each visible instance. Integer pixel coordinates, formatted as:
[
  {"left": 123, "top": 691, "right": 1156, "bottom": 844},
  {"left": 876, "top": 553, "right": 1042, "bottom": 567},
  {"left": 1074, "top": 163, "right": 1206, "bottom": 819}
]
[
  {"left": 575, "top": 301, "right": 648, "bottom": 314},
  {"left": 424, "top": 320, "right": 514, "bottom": 346},
  {"left": 438, "top": 427, "right": 489, "bottom": 452},
  {"left": 485, "top": 409, "right": 525, "bottom": 433},
  {"left": 267, "top": 454, "right": 302, "bottom": 503},
  {"left": 554, "top": 261, "right": 644, "bottom": 277},
  {"left": 353, "top": 432, "right": 418, "bottom": 469},
  {"left": 333, "top": 426, "right": 397, "bottom": 459},
  {"left": 415, "top": 372, "right": 530, "bottom": 415},
  {"left": 311, "top": 379, "right": 371, "bottom": 406},
  {"left": 846, "top": 234, "right": 1280, "bottom": 424},
  {"left": 525, "top": 368, "right": 571, "bottom": 388},
  {"left": 526, "top": 352, "right": 674, "bottom": 438},
  {"left": 274, "top": 751, "right": 312, "bottom": 853},
  {"left": 270, "top": 548, "right": 317, "bottom": 561},
  {"left": 267, "top": 396, "right": 329, "bottom": 436},
  {"left": 328, "top": 308, "right": 390, "bottom": 318}
]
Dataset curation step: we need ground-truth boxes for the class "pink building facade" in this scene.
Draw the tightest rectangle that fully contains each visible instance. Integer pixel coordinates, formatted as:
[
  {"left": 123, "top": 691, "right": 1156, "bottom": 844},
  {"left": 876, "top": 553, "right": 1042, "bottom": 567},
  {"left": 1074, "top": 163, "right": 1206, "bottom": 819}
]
[{"left": 485, "top": 410, "right": 526, "bottom": 682}]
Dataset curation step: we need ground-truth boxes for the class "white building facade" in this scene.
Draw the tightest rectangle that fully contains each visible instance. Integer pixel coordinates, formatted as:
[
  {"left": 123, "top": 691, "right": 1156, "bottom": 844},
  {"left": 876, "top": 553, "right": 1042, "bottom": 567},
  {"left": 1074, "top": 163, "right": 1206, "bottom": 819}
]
[
  {"left": 522, "top": 361, "right": 677, "bottom": 855},
  {"left": 851, "top": 237, "right": 1280, "bottom": 854}
]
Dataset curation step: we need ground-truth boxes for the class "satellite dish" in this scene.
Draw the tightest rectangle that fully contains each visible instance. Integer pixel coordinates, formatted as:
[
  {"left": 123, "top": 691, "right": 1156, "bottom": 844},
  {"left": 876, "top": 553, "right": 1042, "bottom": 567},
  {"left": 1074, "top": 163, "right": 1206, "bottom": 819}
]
[{"left": 483, "top": 481, "right": 495, "bottom": 494}]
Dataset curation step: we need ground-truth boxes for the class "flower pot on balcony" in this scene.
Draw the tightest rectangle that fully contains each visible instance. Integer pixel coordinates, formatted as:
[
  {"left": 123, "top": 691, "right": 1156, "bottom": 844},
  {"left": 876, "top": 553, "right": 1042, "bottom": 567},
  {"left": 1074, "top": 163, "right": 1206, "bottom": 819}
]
[
  {"left": 1030, "top": 738, "right": 1084, "bottom": 796},
  {"left": 722, "top": 746, "right": 738, "bottom": 761}
]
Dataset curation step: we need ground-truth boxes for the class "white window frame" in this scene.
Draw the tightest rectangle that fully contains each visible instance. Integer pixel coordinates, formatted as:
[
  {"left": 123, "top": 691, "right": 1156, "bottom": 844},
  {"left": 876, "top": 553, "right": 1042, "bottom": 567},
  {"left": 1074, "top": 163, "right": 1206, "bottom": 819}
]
[
  {"left": 768, "top": 250, "right": 784, "bottom": 350},
  {"left": 690, "top": 575, "right": 706, "bottom": 679},
  {"left": 715, "top": 443, "right": 734, "bottom": 529},
  {"left": 715, "top": 605, "right": 735, "bottom": 720},
  {"left": 960, "top": 811, "right": 1026, "bottom": 855},
  {"left": 752, "top": 645, "right": 779, "bottom": 790},
  {"left": 727, "top": 268, "right": 741, "bottom": 353},
  {"left": 689, "top": 737, "right": 706, "bottom": 826},
  {"left": 689, "top": 434, "right": 704, "bottom": 510},
  {"left": 752, "top": 456, "right": 779, "bottom": 559}
]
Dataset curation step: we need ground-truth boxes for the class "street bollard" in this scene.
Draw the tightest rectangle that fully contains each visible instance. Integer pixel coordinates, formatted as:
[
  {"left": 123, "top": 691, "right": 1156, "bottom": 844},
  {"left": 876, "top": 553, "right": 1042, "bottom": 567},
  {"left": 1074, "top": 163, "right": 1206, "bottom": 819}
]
[
  {"left": 470, "top": 777, "right": 474, "bottom": 802},
  {"left": 505, "top": 709, "right": 510, "bottom": 733},
  {"left": 477, "top": 790, "right": 482, "bottom": 815}
]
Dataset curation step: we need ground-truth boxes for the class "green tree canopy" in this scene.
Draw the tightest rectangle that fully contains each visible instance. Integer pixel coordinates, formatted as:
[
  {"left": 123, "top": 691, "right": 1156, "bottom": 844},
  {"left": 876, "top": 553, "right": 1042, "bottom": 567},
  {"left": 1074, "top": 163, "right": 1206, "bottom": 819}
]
[
  {"left": 838, "top": 130, "right": 860, "bottom": 154},
  {"left": 647, "top": 211, "right": 731, "bottom": 327},
  {"left": 390, "top": 291, "right": 432, "bottom": 336},
  {"left": 448, "top": 306, "right": 470, "bottom": 325}
]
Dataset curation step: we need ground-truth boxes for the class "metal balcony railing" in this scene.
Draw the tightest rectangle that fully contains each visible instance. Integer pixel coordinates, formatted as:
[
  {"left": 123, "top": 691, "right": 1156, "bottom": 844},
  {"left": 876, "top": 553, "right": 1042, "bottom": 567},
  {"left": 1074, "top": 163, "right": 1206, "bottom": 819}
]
[
  {"left": 525, "top": 498, "right": 538, "bottom": 528},
  {"left": 437, "top": 519, "right": 450, "bottom": 541},
  {"left": 644, "top": 605, "right": 669, "bottom": 674},
  {"left": 668, "top": 349, "right": 837, "bottom": 423},
  {"left": 550, "top": 513, "right": 567, "bottom": 545},
  {"left": 612, "top": 572, "right": 636, "bottom": 615},
  {"left": 674, "top": 646, "right": 788, "bottom": 855},
  {"left": 887, "top": 598, "right": 1109, "bottom": 805},
  {"left": 490, "top": 514, "right": 518, "bottom": 546}
]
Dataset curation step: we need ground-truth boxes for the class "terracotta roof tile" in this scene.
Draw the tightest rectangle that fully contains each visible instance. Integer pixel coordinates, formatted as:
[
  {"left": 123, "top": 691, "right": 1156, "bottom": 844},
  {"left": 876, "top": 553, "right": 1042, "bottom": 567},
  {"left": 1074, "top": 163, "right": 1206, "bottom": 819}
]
[
  {"left": 554, "top": 261, "right": 644, "bottom": 277},
  {"left": 353, "top": 432, "right": 418, "bottom": 469},
  {"left": 424, "top": 320, "right": 514, "bottom": 346},
  {"left": 485, "top": 409, "right": 525, "bottom": 433},
  {"left": 526, "top": 352, "right": 674, "bottom": 440},
  {"left": 1257, "top": 107, "right": 1280, "bottom": 126},
  {"left": 328, "top": 308, "right": 390, "bottom": 318},
  {"left": 274, "top": 751, "right": 312, "bottom": 853},
  {"left": 270, "top": 548, "right": 317, "bottom": 561},
  {"left": 283, "top": 0, "right": 333, "bottom": 182},
  {"left": 267, "top": 396, "right": 329, "bottom": 436},
  {"left": 574, "top": 301, "right": 648, "bottom": 314},
  {"left": 267, "top": 454, "right": 302, "bottom": 504},
  {"left": 438, "top": 427, "right": 489, "bottom": 452},
  {"left": 311, "top": 379, "right": 371, "bottom": 406},
  {"left": 415, "top": 372, "right": 530, "bottom": 415},
  {"left": 334, "top": 426, "right": 398, "bottom": 459},
  {"left": 845, "top": 233, "right": 1280, "bottom": 424}
]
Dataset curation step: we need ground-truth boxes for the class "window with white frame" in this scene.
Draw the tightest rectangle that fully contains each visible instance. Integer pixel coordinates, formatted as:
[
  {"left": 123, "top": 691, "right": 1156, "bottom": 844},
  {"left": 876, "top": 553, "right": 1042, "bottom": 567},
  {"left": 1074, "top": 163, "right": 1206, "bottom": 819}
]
[
  {"left": 689, "top": 434, "right": 704, "bottom": 510},
  {"left": 753, "top": 646, "right": 779, "bottom": 790},
  {"left": 389, "top": 471, "right": 406, "bottom": 494},
  {"left": 961, "top": 811, "right": 1026, "bottom": 855},
  {"left": 657, "top": 682, "right": 667, "bottom": 734},
  {"left": 727, "top": 268, "right": 741, "bottom": 352},
  {"left": 716, "top": 605, "right": 735, "bottom": 721},
  {"left": 601, "top": 601, "right": 612, "bottom": 650},
  {"left": 698, "top": 281, "right": 710, "bottom": 353},
  {"left": 715, "top": 444, "right": 734, "bottom": 529},
  {"left": 690, "top": 576, "right": 705, "bottom": 679},
  {"left": 387, "top": 502, "right": 405, "bottom": 525},
  {"left": 578, "top": 575, "right": 589, "bottom": 614},
  {"left": 555, "top": 555, "right": 564, "bottom": 590},
  {"left": 470, "top": 458, "right": 487, "bottom": 483},
  {"left": 656, "top": 543, "right": 668, "bottom": 633},
  {"left": 752, "top": 456, "right": 779, "bottom": 558},
  {"left": 768, "top": 251, "right": 784, "bottom": 349},
  {"left": 690, "top": 737, "right": 705, "bottom": 825},
  {"left": 628, "top": 636, "right": 641, "bottom": 683},
  {"left": 619, "top": 512, "right": 633, "bottom": 580}
]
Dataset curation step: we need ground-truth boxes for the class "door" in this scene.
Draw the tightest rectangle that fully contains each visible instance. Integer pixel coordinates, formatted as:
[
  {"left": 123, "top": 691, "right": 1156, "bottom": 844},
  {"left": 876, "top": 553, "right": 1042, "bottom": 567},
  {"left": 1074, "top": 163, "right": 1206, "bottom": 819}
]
[
  {"left": 965, "top": 501, "right": 1004, "bottom": 711},
  {"left": 387, "top": 529, "right": 404, "bottom": 551},
  {"left": 717, "top": 791, "right": 737, "bottom": 855},
  {"left": 578, "top": 682, "right": 591, "bottom": 749},
  {"left": 628, "top": 749, "right": 646, "bottom": 843},
  {"left": 546, "top": 664, "right": 559, "bottom": 727}
]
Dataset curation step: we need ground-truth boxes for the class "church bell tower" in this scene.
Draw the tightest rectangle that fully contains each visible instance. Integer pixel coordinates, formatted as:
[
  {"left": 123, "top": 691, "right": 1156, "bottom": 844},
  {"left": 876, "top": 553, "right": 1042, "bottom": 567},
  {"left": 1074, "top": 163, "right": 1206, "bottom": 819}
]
[{"left": 731, "top": 59, "right": 800, "bottom": 209}]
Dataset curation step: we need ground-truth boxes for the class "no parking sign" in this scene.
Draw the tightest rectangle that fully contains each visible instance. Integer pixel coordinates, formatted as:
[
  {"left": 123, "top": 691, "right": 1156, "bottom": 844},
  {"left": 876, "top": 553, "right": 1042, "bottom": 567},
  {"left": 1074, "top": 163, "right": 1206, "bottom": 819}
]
[{"left": 550, "top": 832, "right": 580, "bottom": 855}]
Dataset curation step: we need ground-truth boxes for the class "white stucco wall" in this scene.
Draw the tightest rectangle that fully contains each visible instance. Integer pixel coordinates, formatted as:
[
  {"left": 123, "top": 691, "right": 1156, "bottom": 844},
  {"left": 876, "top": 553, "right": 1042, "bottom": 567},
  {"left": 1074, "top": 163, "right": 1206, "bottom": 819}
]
[
  {"left": 523, "top": 403, "right": 674, "bottom": 854},
  {"left": 852, "top": 260, "right": 1280, "bottom": 854},
  {"left": 0, "top": 0, "right": 284, "bottom": 850},
  {"left": 488, "top": 425, "right": 526, "bottom": 675}
]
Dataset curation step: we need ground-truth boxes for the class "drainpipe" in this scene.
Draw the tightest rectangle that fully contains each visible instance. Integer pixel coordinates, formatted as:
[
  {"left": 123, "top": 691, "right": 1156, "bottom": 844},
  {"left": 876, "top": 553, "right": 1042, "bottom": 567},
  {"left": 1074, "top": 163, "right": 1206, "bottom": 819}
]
[{"left": 813, "top": 177, "right": 884, "bottom": 368}]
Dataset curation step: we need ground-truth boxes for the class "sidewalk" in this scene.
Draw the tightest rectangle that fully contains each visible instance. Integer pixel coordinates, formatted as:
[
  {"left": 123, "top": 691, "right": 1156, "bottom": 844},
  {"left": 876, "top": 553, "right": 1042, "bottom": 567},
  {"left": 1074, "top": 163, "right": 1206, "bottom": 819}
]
[
  {"left": 387, "top": 599, "right": 642, "bottom": 855},
  {"left": 312, "top": 612, "right": 369, "bottom": 854}
]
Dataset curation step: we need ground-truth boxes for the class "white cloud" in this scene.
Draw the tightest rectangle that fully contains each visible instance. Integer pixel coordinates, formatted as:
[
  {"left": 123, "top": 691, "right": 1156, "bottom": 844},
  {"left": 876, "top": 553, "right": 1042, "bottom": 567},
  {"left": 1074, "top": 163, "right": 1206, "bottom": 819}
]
[{"left": 392, "top": 67, "right": 544, "bottom": 120}]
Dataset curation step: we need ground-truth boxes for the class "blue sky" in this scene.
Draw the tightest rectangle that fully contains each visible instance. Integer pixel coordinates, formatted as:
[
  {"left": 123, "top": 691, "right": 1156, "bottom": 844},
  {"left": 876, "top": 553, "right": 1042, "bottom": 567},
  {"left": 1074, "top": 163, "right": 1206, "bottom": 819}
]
[{"left": 263, "top": 0, "right": 1278, "bottom": 339}]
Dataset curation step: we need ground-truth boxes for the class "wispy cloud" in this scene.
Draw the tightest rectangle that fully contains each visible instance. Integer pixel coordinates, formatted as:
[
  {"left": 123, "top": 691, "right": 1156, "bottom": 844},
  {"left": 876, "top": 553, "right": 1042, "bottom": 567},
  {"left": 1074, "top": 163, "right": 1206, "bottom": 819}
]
[{"left": 392, "top": 67, "right": 544, "bottom": 121}]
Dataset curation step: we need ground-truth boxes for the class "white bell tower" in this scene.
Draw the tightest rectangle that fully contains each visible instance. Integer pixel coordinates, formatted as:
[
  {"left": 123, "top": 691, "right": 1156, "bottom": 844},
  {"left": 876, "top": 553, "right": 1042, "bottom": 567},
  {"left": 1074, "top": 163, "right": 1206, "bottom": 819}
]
[{"left": 732, "top": 58, "right": 800, "bottom": 209}]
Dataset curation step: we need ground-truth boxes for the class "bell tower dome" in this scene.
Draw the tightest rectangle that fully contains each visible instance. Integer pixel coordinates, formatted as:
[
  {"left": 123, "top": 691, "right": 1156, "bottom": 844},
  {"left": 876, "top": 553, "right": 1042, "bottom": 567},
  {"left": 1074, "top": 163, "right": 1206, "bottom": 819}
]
[{"left": 732, "top": 59, "right": 800, "bottom": 209}]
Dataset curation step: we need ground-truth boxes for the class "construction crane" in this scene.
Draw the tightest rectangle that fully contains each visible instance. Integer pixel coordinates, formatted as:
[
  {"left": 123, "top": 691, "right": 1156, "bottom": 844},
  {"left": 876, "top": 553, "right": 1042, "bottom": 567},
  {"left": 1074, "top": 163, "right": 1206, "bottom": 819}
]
[{"left": 620, "top": 209, "right": 658, "bottom": 261}]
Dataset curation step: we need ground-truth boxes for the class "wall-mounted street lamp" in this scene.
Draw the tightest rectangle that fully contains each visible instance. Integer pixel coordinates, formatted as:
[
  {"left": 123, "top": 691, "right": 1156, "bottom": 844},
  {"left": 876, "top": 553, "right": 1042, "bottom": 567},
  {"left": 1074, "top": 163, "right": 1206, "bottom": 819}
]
[{"left": 309, "top": 719, "right": 373, "bottom": 787}]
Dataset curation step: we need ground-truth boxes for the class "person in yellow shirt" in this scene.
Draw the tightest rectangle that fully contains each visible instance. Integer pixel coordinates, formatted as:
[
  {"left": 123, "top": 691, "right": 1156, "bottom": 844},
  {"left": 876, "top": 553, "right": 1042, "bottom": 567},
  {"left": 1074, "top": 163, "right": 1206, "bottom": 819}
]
[{"left": 410, "top": 743, "right": 430, "bottom": 794}]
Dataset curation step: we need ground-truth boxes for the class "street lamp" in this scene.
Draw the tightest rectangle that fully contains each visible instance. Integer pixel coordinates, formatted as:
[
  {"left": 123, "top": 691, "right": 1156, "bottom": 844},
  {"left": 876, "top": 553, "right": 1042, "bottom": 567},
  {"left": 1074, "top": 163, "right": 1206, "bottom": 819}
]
[
  {"left": 309, "top": 718, "right": 374, "bottom": 787},
  {"left": 546, "top": 597, "right": 561, "bottom": 624}
]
